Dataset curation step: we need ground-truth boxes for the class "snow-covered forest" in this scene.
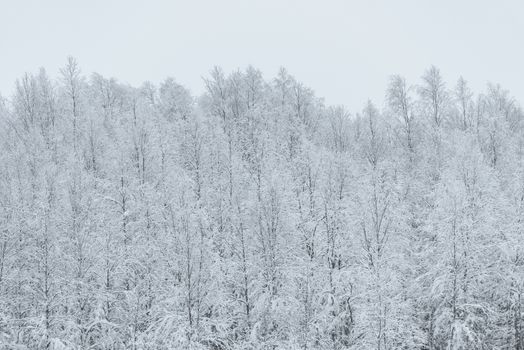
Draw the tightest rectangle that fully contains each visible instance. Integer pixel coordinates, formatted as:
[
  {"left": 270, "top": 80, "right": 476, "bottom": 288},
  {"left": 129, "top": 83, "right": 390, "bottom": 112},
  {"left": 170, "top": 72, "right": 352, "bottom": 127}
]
[{"left": 1, "top": 58, "right": 524, "bottom": 349}]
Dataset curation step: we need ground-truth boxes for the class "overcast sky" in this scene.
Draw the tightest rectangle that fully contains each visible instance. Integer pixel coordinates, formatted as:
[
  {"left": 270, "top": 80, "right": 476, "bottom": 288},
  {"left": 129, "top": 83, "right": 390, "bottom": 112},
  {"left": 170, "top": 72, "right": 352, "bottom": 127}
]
[{"left": 1, "top": 0, "right": 522, "bottom": 112}]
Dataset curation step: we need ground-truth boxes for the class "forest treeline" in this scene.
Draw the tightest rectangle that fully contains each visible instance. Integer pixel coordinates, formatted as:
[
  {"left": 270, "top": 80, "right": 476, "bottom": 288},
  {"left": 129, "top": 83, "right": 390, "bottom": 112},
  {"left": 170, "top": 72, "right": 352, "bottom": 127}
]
[{"left": 0, "top": 58, "right": 523, "bottom": 349}]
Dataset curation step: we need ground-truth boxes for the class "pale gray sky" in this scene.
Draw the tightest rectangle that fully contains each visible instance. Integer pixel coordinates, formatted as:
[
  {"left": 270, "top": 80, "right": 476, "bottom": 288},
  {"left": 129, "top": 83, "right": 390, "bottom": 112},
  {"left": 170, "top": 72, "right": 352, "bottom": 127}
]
[{"left": 1, "top": 0, "right": 522, "bottom": 111}]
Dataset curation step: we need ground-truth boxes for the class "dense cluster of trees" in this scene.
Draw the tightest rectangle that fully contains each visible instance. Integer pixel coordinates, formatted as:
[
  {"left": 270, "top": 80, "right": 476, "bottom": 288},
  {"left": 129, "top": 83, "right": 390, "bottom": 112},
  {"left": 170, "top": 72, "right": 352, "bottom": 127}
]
[{"left": 0, "top": 58, "right": 523, "bottom": 349}]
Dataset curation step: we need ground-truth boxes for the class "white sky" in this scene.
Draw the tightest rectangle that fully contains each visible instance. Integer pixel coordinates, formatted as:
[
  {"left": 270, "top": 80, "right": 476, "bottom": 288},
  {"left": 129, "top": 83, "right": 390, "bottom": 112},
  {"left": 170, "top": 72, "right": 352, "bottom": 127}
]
[{"left": 1, "top": 0, "right": 522, "bottom": 112}]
